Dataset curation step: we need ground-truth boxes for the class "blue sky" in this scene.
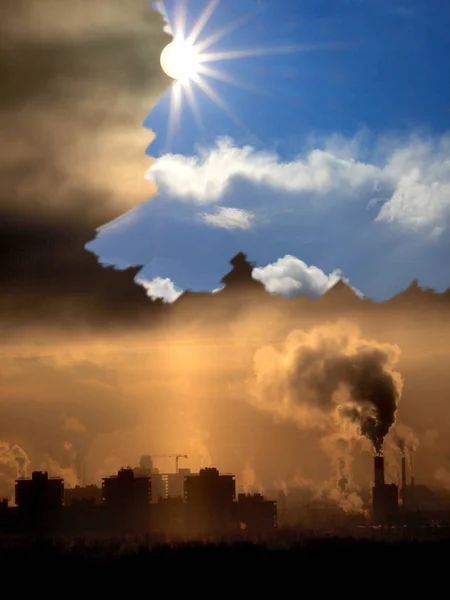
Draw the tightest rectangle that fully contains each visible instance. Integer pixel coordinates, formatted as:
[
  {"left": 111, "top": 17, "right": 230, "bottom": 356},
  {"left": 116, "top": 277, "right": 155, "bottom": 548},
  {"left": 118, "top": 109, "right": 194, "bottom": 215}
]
[{"left": 87, "top": 0, "right": 450, "bottom": 302}]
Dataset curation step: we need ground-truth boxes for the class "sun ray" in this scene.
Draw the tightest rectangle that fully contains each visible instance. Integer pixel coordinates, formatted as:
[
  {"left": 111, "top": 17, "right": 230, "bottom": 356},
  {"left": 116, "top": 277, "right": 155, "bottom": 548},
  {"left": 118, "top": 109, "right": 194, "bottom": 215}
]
[
  {"left": 192, "top": 74, "right": 259, "bottom": 142},
  {"left": 194, "top": 12, "right": 256, "bottom": 54},
  {"left": 197, "top": 63, "right": 304, "bottom": 109},
  {"left": 199, "top": 41, "right": 345, "bottom": 63},
  {"left": 184, "top": 79, "right": 204, "bottom": 132},
  {"left": 197, "top": 63, "right": 267, "bottom": 97},
  {"left": 173, "top": 0, "right": 188, "bottom": 38},
  {"left": 186, "top": 0, "right": 220, "bottom": 46},
  {"left": 166, "top": 82, "right": 183, "bottom": 151}
]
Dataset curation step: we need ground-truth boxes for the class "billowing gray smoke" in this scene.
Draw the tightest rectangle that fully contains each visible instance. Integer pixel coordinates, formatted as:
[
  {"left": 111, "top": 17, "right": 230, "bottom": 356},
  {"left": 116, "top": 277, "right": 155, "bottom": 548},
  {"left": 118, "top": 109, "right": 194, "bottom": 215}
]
[
  {"left": 251, "top": 321, "right": 403, "bottom": 454},
  {"left": 328, "top": 350, "right": 401, "bottom": 453}
]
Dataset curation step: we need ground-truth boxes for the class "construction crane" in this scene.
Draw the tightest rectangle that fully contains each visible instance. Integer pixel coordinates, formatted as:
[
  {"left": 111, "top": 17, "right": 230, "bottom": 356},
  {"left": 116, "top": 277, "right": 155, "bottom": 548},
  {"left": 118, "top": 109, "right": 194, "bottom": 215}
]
[{"left": 150, "top": 454, "right": 188, "bottom": 473}]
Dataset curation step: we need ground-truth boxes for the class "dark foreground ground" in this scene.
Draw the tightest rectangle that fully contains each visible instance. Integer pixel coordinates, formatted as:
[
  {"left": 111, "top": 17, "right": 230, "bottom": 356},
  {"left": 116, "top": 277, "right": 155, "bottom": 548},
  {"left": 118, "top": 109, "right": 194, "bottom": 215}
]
[{"left": 1, "top": 531, "right": 449, "bottom": 586}]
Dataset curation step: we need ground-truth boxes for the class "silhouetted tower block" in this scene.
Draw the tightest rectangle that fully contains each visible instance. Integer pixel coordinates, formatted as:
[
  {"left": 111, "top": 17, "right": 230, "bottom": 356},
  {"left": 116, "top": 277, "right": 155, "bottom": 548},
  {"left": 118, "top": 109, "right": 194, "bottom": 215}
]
[
  {"left": 15, "top": 471, "right": 64, "bottom": 511},
  {"left": 150, "top": 497, "right": 186, "bottom": 534},
  {"left": 168, "top": 468, "right": 191, "bottom": 499},
  {"left": 64, "top": 485, "right": 102, "bottom": 506},
  {"left": 184, "top": 468, "right": 235, "bottom": 505},
  {"left": 102, "top": 468, "right": 151, "bottom": 509},
  {"left": 102, "top": 468, "right": 151, "bottom": 533},
  {"left": 184, "top": 468, "right": 236, "bottom": 534},
  {"left": 150, "top": 473, "right": 167, "bottom": 503},
  {"left": 0, "top": 498, "right": 8, "bottom": 510},
  {"left": 133, "top": 456, "right": 166, "bottom": 503},
  {"left": 236, "top": 493, "right": 277, "bottom": 531}
]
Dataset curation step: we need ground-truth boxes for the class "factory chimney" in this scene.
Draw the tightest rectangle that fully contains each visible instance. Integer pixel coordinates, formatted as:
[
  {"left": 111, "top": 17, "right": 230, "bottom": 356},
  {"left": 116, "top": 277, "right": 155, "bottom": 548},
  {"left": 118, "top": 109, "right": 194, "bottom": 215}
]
[
  {"left": 374, "top": 455, "right": 385, "bottom": 487},
  {"left": 401, "top": 455, "right": 407, "bottom": 508}
]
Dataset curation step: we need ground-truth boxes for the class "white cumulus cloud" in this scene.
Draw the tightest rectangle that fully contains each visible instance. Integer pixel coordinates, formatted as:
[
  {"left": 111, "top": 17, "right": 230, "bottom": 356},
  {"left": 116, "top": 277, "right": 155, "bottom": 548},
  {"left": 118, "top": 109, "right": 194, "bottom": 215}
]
[
  {"left": 146, "top": 136, "right": 383, "bottom": 204},
  {"left": 137, "top": 277, "right": 183, "bottom": 303},
  {"left": 376, "top": 137, "right": 450, "bottom": 230},
  {"left": 201, "top": 207, "right": 254, "bottom": 230},
  {"left": 252, "top": 255, "right": 361, "bottom": 298},
  {"left": 146, "top": 134, "right": 450, "bottom": 232}
]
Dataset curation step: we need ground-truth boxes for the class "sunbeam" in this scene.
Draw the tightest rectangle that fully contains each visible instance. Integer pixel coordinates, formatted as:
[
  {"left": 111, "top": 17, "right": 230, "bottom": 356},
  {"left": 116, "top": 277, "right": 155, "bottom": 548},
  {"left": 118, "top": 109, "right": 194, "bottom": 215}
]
[
  {"left": 199, "top": 41, "right": 345, "bottom": 63},
  {"left": 184, "top": 80, "right": 204, "bottom": 132},
  {"left": 186, "top": 0, "right": 220, "bottom": 46},
  {"left": 166, "top": 81, "right": 183, "bottom": 150},
  {"left": 172, "top": 0, "right": 188, "bottom": 38},
  {"left": 194, "top": 12, "right": 255, "bottom": 54},
  {"left": 191, "top": 75, "right": 256, "bottom": 141},
  {"left": 197, "top": 63, "right": 267, "bottom": 97},
  {"left": 197, "top": 61, "right": 306, "bottom": 111}
]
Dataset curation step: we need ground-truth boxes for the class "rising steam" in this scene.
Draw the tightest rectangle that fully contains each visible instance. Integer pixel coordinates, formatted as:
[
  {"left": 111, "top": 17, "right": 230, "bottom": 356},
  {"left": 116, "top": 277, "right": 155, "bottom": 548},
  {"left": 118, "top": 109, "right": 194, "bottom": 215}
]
[
  {"left": 392, "top": 423, "right": 419, "bottom": 473},
  {"left": 0, "top": 442, "right": 30, "bottom": 501},
  {"left": 250, "top": 321, "right": 403, "bottom": 454}
]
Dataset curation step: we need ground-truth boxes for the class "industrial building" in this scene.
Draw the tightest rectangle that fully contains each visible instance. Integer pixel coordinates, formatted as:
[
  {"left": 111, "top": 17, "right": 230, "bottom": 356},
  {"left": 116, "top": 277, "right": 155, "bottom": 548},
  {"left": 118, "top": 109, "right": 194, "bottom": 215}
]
[
  {"left": 397, "top": 453, "right": 450, "bottom": 524},
  {"left": 372, "top": 455, "right": 399, "bottom": 525}
]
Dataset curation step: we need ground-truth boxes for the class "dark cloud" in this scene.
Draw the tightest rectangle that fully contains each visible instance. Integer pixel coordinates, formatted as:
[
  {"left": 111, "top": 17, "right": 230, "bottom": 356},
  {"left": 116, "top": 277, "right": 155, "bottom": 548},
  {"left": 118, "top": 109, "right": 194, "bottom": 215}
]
[{"left": 0, "top": 0, "right": 172, "bottom": 333}]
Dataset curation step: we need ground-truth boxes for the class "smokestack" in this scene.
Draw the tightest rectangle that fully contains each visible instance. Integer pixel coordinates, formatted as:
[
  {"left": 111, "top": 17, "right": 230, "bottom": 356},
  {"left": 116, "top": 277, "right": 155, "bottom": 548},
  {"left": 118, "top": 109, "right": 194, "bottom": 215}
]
[
  {"left": 410, "top": 451, "right": 415, "bottom": 487},
  {"left": 374, "top": 455, "right": 385, "bottom": 487},
  {"left": 401, "top": 455, "right": 407, "bottom": 507}
]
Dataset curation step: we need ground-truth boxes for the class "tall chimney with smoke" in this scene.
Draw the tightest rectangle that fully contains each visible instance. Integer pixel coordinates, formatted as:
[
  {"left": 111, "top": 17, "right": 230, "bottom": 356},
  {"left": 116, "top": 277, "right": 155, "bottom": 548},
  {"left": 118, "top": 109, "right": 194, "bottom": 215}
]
[
  {"left": 401, "top": 455, "right": 407, "bottom": 508},
  {"left": 374, "top": 455, "right": 385, "bottom": 487}
]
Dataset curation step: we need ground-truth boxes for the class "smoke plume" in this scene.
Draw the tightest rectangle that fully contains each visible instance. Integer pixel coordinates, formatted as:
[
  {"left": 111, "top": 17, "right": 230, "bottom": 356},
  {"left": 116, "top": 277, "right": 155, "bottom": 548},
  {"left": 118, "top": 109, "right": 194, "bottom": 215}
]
[
  {"left": 0, "top": 442, "right": 30, "bottom": 501},
  {"left": 392, "top": 423, "right": 419, "bottom": 472},
  {"left": 250, "top": 321, "right": 403, "bottom": 454},
  {"left": 189, "top": 428, "right": 212, "bottom": 469},
  {"left": 241, "top": 462, "right": 258, "bottom": 493},
  {"left": 319, "top": 433, "right": 365, "bottom": 513}
]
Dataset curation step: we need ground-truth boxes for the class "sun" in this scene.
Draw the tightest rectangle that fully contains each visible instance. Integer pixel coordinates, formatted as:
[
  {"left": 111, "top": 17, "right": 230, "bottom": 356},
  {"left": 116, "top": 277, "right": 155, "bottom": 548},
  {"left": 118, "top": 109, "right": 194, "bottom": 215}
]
[{"left": 160, "top": 39, "right": 199, "bottom": 83}]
